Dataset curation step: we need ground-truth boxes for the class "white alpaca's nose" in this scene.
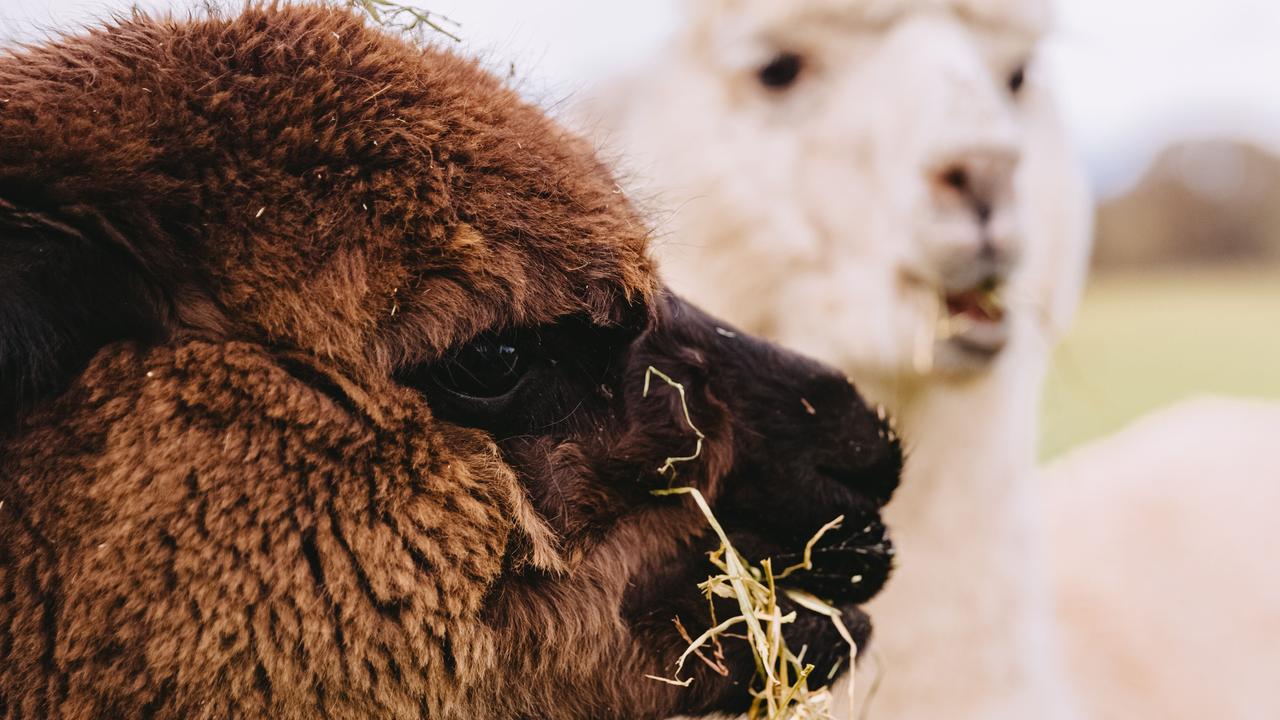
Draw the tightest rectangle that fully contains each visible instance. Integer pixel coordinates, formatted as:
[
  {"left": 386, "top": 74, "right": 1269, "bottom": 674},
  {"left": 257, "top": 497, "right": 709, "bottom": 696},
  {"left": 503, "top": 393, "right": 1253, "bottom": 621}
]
[
  {"left": 924, "top": 143, "right": 1022, "bottom": 290},
  {"left": 929, "top": 144, "right": 1020, "bottom": 228}
]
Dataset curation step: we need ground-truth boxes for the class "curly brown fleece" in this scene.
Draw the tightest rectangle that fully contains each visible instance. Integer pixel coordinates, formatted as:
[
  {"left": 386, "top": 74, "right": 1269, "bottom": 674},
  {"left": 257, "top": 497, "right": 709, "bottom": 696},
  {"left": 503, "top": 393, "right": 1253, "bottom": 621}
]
[{"left": 0, "top": 5, "right": 900, "bottom": 719}]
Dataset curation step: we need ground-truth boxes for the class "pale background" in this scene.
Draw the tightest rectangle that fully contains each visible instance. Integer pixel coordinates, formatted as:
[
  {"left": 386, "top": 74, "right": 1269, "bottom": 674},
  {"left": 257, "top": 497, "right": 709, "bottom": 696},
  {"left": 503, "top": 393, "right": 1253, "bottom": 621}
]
[{"left": 4, "top": 0, "right": 1278, "bottom": 456}]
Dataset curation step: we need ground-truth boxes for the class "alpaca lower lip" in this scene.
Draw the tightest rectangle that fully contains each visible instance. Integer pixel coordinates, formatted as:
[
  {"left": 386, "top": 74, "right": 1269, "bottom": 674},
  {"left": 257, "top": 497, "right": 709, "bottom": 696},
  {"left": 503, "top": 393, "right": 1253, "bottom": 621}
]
[{"left": 945, "top": 316, "right": 1010, "bottom": 356}]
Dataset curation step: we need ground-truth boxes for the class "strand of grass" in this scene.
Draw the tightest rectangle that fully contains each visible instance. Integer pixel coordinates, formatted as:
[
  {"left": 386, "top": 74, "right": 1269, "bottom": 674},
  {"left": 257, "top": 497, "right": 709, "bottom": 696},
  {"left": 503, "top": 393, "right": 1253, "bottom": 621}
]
[
  {"left": 349, "top": 0, "right": 462, "bottom": 41},
  {"left": 675, "top": 615, "right": 731, "bottom": 676},
  {"left": 777, "top": 515, "right": 846, "bottom": 579},
  {"left": 785, "top": 589, "right": 859, "bottom": 711},
  {"left": 645, "top": 674, "right": 694, "bottom": 688},
  {"left": 763, "top": 559, "right": 788, "bottom": 717},
  {"left": 912, "top": 291, "right": 938, "bottom": 374},
  {"left": 672, "top": 615, "right": 748, "bottom": 676},
  {"left": 776, "top": 664, "right": 818, "bottom": 712},
  {"left": 857, "top": 651, "right": 886, "bottom": 720},
  {"left": 643, "top": 366, "right": 706, "bottom": 477}
]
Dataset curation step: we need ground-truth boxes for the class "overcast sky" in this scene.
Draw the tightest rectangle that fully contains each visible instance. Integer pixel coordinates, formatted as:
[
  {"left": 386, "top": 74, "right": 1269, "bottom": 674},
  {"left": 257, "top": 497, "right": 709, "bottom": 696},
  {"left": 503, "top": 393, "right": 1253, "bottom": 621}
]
[{"left": 5, "top": 0, "right": 1280, "bottom": 196}]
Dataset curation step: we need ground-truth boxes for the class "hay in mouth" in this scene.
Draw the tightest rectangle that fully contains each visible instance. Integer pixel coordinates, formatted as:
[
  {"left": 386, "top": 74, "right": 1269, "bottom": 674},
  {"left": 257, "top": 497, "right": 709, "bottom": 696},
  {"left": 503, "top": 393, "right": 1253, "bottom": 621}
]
[
  {"left": 642, "top": 367, "right": 860, "bottom": 719},
  {"left": 931, "top": 278, "right": 1012, "bottom": 362},
  {"left": 942, "top": 278, "right": 1007, "bottom": 327}
]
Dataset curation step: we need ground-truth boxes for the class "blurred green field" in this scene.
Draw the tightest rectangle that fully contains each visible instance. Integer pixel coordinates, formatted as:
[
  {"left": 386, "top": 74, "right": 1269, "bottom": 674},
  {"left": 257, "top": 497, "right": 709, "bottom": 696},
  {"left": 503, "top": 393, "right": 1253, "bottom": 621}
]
[{"left": 1040, "top": 268, "right": 1280, "bottom": 460}]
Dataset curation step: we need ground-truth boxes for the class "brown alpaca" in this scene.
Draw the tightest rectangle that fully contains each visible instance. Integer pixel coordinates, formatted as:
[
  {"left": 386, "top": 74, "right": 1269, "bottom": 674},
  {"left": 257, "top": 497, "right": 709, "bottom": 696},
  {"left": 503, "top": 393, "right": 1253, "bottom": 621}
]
[{"left": 0, "top": 6, "right": 900, "bottom": 719}]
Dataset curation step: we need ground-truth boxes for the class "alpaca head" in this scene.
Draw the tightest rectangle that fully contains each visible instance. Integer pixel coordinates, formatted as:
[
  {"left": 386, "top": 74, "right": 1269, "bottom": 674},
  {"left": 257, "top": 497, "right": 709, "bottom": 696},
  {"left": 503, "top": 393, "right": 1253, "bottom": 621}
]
[
  {"left": 590, "top": 0, "right": 1091, "bottom": 385},
  {"left": 0, "top": 6, "right": 899, "bottom": 718}
]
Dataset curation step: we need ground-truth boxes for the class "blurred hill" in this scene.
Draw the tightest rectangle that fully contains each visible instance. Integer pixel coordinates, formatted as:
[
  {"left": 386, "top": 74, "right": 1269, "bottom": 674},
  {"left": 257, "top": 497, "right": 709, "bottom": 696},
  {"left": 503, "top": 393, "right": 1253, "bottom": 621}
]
[
  {"left": 1093, "top": 139, "right": 1280, "bottom": 269},
  {"left": 1046, "top": 137, "right": 1280, "bottom": 458}
]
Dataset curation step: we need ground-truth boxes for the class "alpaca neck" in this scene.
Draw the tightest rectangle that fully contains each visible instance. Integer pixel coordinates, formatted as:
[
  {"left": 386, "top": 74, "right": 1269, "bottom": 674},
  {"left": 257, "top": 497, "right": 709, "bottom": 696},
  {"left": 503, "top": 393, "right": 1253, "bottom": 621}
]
[{"left": 838, "top": 339, "right": 1073, "bottom": 719}]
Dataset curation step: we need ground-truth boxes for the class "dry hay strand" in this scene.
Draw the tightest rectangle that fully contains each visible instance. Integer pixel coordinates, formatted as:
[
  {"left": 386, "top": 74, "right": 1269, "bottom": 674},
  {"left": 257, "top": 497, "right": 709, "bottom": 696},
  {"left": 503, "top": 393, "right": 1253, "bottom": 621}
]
[
  {"left": 345, "top": 0, "right": 461, "bottom": 41},
  {"left": 643, "top": 366, "right": 858, "bottom": 720}
]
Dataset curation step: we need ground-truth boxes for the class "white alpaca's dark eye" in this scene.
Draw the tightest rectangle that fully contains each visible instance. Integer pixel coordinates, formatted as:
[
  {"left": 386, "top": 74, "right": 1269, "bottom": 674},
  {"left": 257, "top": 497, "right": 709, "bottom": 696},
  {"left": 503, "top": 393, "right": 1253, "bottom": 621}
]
[
  {"left": 1008, "top": 63, "right": 1027, "bottom": 95},
  {"left": 758, "top": 52, "right": 804, "bottom": 90},
  {"left": 432, "top": 333, "right": 533, "bottom": 399}
]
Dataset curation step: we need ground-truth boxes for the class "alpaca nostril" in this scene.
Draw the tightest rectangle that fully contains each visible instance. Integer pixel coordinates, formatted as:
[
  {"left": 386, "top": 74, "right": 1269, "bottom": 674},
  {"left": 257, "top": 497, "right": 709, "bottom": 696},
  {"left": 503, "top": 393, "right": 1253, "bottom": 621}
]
[
  {"left": 941, "top": 166, "right": 969, "bottom": 193},
  {"left": 930, "top": 147, "right": 1020, "bottom": 226}
]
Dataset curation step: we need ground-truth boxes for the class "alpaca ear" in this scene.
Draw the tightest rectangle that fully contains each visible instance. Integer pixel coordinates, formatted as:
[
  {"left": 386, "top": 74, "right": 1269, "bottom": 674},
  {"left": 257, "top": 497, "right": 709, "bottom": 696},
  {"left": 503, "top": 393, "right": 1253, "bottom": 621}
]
[
  {"left": 1037, "top": 186, "right": 1093, "bottom": 341},
  {"left": 1017, "top": 101, "right": 1095, "bottom": 343},
  {"left": 0, "top": 197, "right": 168, "bottom": 422}
]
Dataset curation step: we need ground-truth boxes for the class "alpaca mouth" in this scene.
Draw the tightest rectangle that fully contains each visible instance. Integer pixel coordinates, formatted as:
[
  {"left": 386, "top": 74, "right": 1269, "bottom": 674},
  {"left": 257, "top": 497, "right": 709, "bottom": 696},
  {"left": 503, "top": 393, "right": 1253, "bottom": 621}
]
[{"left": 938, "top": 277, "right": 1010, "bottom": 356}]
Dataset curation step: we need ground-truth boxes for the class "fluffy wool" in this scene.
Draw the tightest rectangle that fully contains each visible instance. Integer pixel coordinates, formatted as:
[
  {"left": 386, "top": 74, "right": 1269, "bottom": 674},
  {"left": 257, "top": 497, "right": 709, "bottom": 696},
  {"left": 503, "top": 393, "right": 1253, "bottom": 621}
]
[
  {"left": 1045, "top": 397, "right": 1280, "bottom": 720},
  {"left": 0, "top": 6, "right": 906, "bottom": 718},
  {"left": 581, "top": 0, "right": 1092, "bottom": 717}
]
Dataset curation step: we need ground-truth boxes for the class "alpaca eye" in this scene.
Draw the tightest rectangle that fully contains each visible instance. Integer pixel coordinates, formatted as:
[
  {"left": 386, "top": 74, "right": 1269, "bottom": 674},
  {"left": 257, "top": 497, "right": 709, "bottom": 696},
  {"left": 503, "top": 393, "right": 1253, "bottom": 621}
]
[
  {"left": 432, "top": 332, "right": 535, "bottom": 400},
  {"left": 758, "top": 52, "right": 804, "bottom": 90},
  {"left": 1007, "top": 63, "right": 1027, "bottom": 95},
  {"left": 403, "top": 313, "right": 641, "bottom": 431}
]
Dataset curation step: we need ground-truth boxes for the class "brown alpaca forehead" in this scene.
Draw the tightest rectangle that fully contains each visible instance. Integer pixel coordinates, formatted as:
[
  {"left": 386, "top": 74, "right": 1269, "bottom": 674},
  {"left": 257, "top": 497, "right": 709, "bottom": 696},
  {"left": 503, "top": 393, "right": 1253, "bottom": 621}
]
[{"left": 0, "top": 5, "right": 655, "bottom": 374}]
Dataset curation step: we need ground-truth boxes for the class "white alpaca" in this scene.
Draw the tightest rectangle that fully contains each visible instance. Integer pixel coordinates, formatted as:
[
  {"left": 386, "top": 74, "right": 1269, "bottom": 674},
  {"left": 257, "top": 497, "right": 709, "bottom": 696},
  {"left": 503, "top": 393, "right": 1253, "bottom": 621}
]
[
  {"left": 1044, "top": 396, "right": 1280, "bottom": 720},
  {"left": 580, "top": 0, "right": 1092, "bottom": 718}
]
